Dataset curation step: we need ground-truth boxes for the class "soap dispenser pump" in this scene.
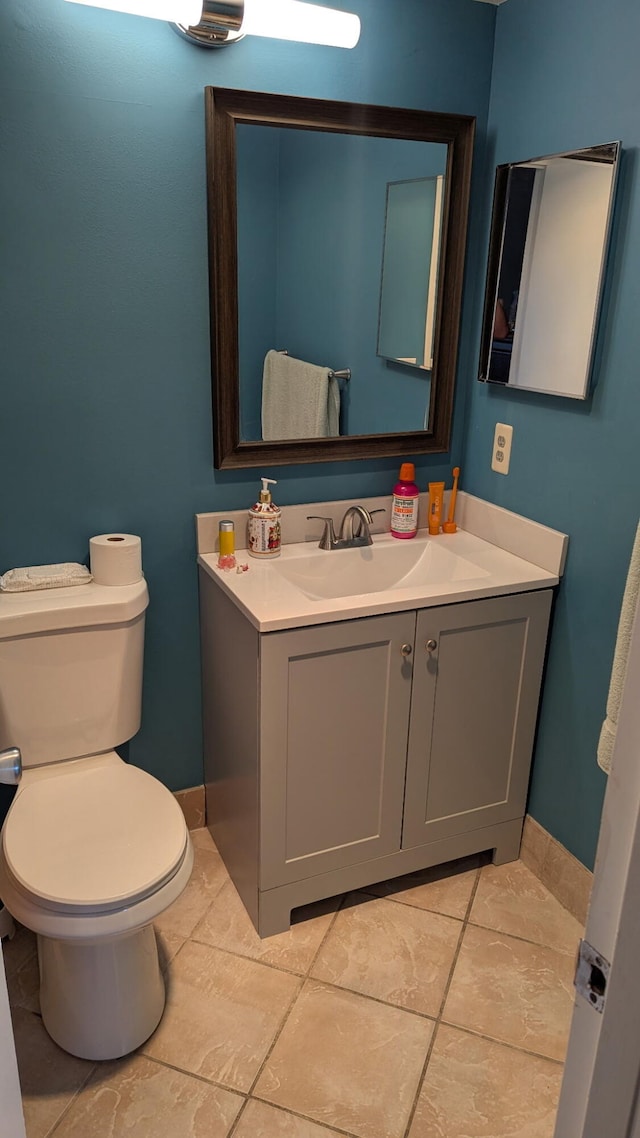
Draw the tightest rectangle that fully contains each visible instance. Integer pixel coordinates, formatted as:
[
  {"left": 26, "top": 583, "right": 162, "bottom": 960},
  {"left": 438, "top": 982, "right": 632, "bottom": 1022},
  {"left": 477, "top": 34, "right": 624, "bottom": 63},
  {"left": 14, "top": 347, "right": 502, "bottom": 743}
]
[{"left": 248, "top": 477, "right": 282, "bottom": 558}]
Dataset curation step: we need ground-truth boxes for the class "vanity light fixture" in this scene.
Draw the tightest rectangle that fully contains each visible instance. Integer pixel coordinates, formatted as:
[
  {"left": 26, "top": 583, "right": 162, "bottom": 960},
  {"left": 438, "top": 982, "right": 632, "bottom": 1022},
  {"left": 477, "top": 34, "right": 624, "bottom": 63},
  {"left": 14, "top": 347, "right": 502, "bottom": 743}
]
[{"left": 64, "top": 0, "right": 361, "bottom": 48}]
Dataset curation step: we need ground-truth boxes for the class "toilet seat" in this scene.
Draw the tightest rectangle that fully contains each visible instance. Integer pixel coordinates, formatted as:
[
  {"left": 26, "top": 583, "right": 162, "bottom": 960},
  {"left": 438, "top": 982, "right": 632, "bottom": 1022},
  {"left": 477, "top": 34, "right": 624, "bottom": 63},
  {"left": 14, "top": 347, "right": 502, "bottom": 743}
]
[{"left": 2, "top": 756, "right": 188, "bottom": 916}]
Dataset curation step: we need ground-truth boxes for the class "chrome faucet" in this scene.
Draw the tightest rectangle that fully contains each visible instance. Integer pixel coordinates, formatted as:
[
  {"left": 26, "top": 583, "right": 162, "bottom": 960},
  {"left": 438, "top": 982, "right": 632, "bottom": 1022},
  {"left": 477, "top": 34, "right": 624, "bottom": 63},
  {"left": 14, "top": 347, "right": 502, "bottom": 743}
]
[{"left": 307, "top": 506, "right": 385, "bottom": 550}]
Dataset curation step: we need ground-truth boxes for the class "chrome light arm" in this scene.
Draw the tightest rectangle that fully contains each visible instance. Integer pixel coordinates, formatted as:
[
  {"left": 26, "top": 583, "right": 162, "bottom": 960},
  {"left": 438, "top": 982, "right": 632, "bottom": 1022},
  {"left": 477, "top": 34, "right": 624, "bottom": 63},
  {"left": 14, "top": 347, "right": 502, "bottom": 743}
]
[{"left": 174, "top": 0, "right": 245, "bottom": 46}]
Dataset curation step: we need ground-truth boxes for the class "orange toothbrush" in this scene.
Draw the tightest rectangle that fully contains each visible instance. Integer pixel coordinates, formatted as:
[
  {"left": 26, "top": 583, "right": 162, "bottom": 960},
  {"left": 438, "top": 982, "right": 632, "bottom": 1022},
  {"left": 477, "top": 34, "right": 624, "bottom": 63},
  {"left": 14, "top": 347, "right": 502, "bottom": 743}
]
[{"left": 443, "top": 467, "right": 460, "bottom": 533}]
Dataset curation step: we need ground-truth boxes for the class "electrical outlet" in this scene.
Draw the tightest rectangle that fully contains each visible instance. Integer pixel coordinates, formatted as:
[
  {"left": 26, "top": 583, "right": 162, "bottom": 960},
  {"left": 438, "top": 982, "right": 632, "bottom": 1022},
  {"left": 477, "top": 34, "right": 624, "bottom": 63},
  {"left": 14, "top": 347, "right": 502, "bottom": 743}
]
[{"left": 491, "top": 423, "right": 513, "bottom": 475}]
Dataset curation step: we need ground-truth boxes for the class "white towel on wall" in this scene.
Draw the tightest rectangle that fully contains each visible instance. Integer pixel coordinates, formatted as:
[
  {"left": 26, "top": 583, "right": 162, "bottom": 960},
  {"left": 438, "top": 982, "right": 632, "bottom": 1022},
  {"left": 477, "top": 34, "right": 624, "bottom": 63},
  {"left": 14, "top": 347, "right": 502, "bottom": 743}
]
[
  {"left": 261, "top": 350, "right": 340, "bottom": 440},
  {"left": 597, "top": 520, "right": 640, "bottom": 774}
]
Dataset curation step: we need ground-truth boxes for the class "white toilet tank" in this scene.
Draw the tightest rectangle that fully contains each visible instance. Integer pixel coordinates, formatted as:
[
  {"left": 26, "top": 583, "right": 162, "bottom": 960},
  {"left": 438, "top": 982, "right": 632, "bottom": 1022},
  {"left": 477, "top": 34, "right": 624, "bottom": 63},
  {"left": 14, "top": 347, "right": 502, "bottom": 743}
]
[{"left": 0, "top": 580, "right": 149, "bottom": 768}]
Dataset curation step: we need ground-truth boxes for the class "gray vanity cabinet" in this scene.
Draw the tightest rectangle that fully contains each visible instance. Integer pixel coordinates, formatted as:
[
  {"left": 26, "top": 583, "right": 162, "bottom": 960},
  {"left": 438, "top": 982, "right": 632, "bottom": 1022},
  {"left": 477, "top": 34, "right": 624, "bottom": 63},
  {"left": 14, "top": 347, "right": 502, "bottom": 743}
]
[
  {"left": 259, "top": 611, "right": 416, "bottom": 890},
  {"left": 402, "top": 591, "right": 552, "bottom": 849},
  {"left": 200, "top": 567, "right": 552, "bottom": 937}
]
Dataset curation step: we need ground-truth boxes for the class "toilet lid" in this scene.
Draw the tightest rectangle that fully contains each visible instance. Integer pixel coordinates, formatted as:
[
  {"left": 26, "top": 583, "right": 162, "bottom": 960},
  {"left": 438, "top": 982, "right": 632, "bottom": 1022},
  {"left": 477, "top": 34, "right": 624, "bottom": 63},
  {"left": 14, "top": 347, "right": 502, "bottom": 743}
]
[{"left": 2, "top": 760, "right": 188, "bottom": 914}]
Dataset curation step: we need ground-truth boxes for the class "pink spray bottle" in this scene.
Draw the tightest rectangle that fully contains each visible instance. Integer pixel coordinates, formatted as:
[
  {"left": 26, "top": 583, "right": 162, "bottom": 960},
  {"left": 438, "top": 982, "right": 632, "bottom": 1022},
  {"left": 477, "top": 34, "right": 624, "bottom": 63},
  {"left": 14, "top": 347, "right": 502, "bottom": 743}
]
[{"left": 390, "top": 462, "right": 420, "bottom": 540}]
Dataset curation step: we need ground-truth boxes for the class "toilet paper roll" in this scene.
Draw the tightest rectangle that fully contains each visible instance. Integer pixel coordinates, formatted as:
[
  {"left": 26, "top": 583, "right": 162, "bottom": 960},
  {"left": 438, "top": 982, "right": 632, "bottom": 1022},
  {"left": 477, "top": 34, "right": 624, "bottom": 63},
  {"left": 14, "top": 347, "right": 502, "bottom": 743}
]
[{"left": 89, "top": 534, "right": 143, "bottom": 586}]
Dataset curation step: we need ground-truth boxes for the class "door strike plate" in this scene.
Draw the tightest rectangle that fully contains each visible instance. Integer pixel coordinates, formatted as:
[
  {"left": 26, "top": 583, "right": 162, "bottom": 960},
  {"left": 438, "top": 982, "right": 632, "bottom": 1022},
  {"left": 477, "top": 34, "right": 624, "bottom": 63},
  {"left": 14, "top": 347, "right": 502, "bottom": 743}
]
[{"left": 574, "top": 938, "right": 610, "bottom": 1013}]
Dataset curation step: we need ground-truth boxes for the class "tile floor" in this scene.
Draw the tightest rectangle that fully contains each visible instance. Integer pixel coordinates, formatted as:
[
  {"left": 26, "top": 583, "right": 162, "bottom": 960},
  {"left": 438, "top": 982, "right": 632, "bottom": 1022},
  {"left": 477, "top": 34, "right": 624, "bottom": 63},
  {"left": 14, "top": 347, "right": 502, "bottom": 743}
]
[{"left": 5, "top": 828, "right": 583, "bottom": 1138}]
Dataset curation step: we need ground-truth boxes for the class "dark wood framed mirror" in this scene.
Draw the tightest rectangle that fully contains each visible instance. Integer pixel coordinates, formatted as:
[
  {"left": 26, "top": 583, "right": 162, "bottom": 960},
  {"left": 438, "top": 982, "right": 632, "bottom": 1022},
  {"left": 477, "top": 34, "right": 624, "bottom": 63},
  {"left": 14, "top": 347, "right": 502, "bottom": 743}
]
[{"left": 205, "top": 87, "right": 475, "bottom": 469}]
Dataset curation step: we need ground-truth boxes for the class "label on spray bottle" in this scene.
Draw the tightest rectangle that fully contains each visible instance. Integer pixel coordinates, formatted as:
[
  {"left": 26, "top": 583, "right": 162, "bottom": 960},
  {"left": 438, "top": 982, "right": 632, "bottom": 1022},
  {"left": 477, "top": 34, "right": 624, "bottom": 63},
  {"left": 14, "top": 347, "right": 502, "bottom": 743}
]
[{"left": 391, "top": 495, "right": 419, "bottom": 534}]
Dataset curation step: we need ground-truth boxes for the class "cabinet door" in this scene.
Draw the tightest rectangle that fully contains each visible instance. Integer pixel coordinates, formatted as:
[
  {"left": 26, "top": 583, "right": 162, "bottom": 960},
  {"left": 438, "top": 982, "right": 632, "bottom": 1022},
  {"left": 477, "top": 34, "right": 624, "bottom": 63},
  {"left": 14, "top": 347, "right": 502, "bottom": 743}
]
[
  {"left": 402, "top": 590, "right": 552, "bottom": 849},
  {"left": 260, "top": 611, "right": 416, "bottom": 889}
]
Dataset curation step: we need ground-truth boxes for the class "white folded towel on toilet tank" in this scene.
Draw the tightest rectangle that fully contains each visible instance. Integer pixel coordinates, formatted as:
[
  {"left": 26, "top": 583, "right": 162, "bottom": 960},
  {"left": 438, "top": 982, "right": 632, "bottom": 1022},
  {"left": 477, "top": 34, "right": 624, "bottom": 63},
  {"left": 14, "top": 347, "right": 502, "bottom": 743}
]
[
  {"left": 597, "top": 520, "right": 640, "bottom": 773},
  {"left": 261, "top": 349, "right": 340, "bottom": 440},
  {"left": 0, "top": 563, "right": 93, "bottom": 592}
]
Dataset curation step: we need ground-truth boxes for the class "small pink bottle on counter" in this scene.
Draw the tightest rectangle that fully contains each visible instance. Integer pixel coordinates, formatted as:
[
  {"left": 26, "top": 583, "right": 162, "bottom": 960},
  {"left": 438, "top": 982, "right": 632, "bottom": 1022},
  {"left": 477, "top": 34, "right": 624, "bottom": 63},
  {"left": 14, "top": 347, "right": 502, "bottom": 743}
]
[{"left": 390, "top": 462, "right": 419, "bottom": 539}]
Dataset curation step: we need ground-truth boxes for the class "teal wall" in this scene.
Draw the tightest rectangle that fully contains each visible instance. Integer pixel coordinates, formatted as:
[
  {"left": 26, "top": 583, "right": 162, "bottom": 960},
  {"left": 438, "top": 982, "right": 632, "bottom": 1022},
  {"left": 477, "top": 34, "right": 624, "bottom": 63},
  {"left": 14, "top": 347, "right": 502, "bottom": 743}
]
[
  {"left": 0, "top": 0, "right": 495, "bottom": 793},
  {"left": 462, "top": 0, "right": 640, "bottom": 868},
  {"left": 5, "top": 0, "right": 632, "bottom": 870}
]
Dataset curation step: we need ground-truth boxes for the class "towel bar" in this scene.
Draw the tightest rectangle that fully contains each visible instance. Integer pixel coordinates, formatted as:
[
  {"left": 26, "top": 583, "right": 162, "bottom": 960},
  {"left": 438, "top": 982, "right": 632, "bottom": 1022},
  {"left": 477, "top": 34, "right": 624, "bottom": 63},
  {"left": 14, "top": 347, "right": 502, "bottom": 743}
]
[{"left": 277, "top": 350, "right": 350, "bottom": 382}]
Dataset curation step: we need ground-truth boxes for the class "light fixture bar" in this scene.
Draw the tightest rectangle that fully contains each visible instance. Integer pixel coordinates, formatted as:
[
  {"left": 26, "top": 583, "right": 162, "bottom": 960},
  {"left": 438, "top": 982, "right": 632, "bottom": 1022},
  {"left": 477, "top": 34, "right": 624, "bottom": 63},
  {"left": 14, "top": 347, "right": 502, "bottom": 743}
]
[
  {"left": 65, "top": 0, "right": 360, "bottom": 48},
  {"left": 65, "top": 0, "right": 202, "bottom": 25},
  {"left": 242, "top": 0, "right": 360, "bottom": 48}
]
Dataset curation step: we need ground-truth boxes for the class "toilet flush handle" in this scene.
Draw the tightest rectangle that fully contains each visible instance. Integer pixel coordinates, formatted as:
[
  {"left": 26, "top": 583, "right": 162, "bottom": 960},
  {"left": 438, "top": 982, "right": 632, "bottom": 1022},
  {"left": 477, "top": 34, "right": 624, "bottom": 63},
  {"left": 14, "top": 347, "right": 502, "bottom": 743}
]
[{"left": 0, "top": 748, "right": 21, "bottom": 785}]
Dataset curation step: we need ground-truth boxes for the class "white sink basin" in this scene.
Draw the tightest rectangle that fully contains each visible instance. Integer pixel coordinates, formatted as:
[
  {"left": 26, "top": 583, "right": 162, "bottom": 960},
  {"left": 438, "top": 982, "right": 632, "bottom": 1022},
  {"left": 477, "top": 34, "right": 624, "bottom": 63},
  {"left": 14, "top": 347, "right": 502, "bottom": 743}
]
[
  {"left": 272, "top": 536, "right": 491, "bottom": 600},
  {"left": 198, "top": 525, "right": 562, "bottom": 632}
]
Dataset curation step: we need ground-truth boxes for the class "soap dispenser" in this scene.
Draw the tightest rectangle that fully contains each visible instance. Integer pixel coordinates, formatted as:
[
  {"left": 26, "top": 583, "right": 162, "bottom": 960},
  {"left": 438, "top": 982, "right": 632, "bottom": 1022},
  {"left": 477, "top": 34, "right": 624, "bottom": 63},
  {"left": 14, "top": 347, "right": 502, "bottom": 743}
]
[{"left": 248, "top": 477, "right": 281, "bottom": 558}]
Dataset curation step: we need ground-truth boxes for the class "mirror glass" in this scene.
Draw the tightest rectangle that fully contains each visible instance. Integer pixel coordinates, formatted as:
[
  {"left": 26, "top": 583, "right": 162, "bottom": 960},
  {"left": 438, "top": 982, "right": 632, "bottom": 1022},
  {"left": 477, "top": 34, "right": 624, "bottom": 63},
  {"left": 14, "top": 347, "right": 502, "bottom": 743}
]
[
  {"left": 205, "top": 88, "right": 475, "bottom": 469},
  {"left": 236, "top": 126, "right": 448, "bottom": 441},
  {"left": 478, "top": 142, "right": 620, "bottom": 399},
  {"left": 377, "top": 175, "right": 444, "bottom": 372}
]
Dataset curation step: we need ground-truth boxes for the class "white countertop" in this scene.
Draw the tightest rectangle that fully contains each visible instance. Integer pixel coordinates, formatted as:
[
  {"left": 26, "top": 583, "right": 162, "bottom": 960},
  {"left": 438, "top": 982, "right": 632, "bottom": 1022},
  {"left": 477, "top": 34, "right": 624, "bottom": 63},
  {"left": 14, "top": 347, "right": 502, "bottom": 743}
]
[{"left": 198, "top": 528, "right": 559, "bottom": 633}]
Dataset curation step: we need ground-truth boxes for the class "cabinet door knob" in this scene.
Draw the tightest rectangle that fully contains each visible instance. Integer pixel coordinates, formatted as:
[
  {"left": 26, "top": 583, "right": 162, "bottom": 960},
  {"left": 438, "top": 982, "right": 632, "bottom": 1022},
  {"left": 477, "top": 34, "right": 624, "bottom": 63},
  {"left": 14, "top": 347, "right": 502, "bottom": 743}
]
[
  {"left": 400, "top": 643, "right": 413, "bottom": 657},
  {"left": 426, "top": 639, "right": 438, "bottom": 652}
]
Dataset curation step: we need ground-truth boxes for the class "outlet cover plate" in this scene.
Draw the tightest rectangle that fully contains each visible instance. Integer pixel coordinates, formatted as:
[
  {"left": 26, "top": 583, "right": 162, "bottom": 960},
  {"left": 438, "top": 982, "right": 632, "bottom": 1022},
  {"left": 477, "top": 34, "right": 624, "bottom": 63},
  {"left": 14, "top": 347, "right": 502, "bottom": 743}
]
[{"left": 492, "top": 423, "right": 513, "bottom": 474}]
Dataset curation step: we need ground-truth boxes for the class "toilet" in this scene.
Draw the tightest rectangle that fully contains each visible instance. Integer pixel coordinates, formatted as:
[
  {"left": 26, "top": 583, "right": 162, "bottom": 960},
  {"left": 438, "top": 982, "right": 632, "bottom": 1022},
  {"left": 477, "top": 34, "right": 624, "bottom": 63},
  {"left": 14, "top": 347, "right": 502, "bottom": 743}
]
[{"left": 0, "top": 577, "right": 193, "bottom": 1061}]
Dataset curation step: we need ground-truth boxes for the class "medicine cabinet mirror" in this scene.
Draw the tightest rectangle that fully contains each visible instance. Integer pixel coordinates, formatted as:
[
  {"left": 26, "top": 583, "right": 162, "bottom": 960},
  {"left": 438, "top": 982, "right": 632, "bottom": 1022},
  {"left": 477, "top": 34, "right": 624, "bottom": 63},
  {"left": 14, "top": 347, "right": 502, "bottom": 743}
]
[
  {"left": 377, "top": 175, "right": 444, "bottom": 372},
  {"left": 205, "top": 87, "right": 475, "bottom": 469},
  {"left": 478, "top": 141, "right": 620, "bottom": 399}
]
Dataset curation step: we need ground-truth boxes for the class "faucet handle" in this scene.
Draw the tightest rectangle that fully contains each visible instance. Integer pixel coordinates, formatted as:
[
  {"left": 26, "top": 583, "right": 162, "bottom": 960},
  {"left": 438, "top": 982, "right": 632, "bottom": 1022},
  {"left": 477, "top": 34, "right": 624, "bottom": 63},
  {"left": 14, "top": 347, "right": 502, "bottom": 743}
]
[{"left": 307, "top": 516, "right": 337, "bottom": 551}]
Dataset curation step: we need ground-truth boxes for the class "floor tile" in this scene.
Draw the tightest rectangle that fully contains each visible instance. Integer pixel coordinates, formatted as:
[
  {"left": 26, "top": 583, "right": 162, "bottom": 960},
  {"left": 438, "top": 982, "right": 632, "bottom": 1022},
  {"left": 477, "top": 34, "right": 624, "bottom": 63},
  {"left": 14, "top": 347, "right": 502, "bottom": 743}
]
[
  {"left": 235, "top": 1100, "right": 347, "bottom": 1137},
  {"left": 310, "top": 892, "right": 461, "bottom": 1017},
  {"left": 2, "top": 923, "right": 37, "bottom": 979},
  {"left": 363, "top": 858, "right": 480, "bottom": 919},
  {"left": 443, "top": 924, "right": 575, "bottom": 1061},
  {"left": 11, "top": 1006, "right": 95, "bottom": 1138},
  {"left": 155, "top": 928, "right": 186, "bottom": 975},
  {"left": 254, "top": 979, "right": 433, "bottom": 1138},
  {"left": 6, "top": 948, "right": 40, "bottom": 1015},
  {"left": 14, "top": 845, "right": 578, "bottom": 1137},
  {"left": 50, "top": 1053, "right": 243, "bottom": 1137},
  {"left": 143, "top": 939, "right": 300, "bottom": 1092},
  {"left": 470, "top": 861, "right": 583, "bottom": 956},
  {"left": 408, "top": 1024, "right": 563, "bottom": 1138},
  {"left": 190, "top": 827, "right": 219, "bottom": 853},
  {"left": 3, "top": 924, "right": 40, "bottom": 1014},
  {"left": 192, "top": 879, "right": 339, "bottom": 973},
  {"left": 154, "top": 845, "right": 229, "bottom": 939}
]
